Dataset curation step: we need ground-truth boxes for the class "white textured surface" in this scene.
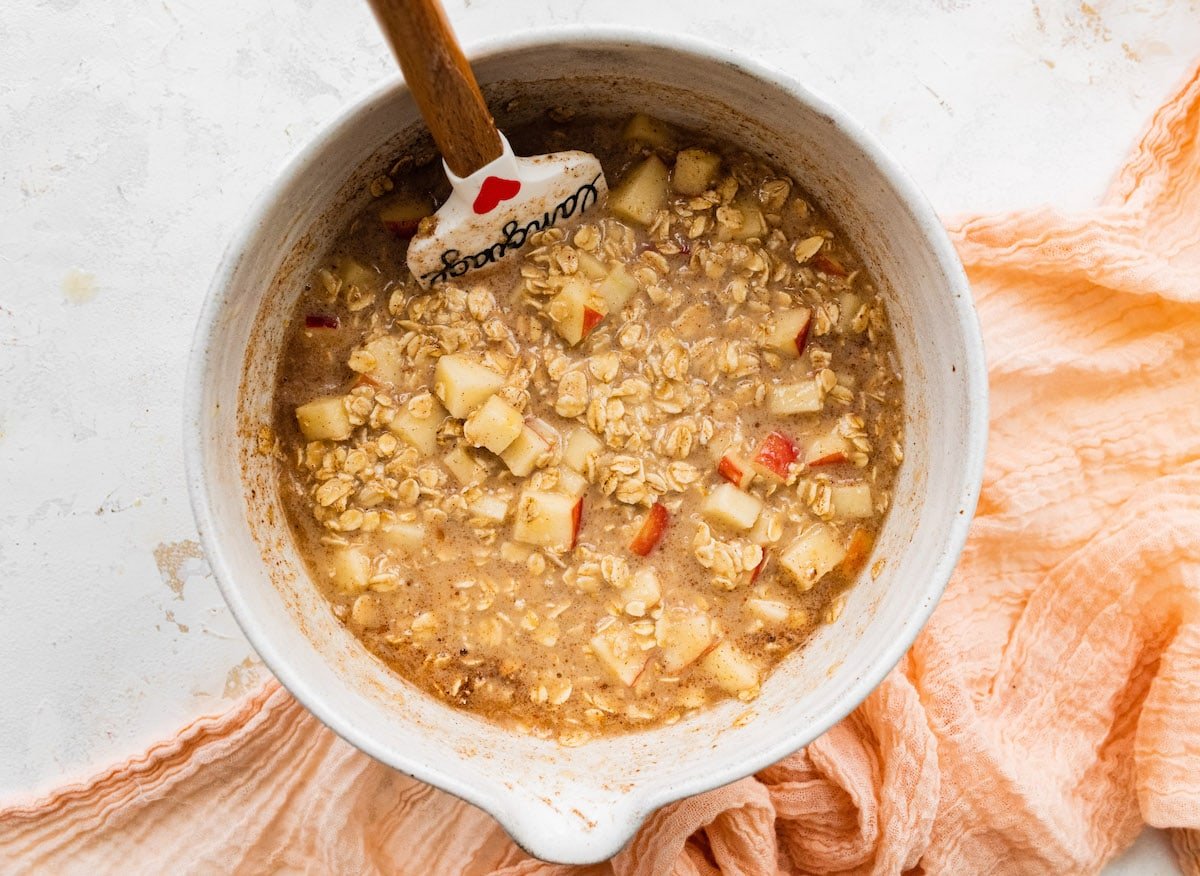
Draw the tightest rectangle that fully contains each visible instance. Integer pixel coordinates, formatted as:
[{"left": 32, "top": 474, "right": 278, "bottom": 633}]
[{"left": 0, "top": 0, "right": 1194, "bottom": 869}]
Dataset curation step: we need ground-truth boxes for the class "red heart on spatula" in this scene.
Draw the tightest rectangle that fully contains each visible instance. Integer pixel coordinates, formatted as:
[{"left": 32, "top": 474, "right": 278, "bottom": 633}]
[{"left": 472, "top": 176, "right": 521, "bottom": 214}]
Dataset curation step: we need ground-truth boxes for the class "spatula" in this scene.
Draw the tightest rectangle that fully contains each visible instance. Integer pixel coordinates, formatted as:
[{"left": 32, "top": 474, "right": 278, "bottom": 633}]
[{"left": 366, "top": 0, "right": 608, "bottom": 289}]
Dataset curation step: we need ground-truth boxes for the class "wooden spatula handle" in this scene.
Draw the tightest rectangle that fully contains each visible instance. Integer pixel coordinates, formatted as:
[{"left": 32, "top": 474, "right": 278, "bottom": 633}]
[{"left": 366, "top": 0, "right": 503, "bottom": 178}]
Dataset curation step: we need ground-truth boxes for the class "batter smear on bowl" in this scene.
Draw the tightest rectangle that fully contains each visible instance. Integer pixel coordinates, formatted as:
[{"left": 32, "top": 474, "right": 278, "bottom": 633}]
[{"left": 272, "top": 113, "right": 905, "bottom": 744}]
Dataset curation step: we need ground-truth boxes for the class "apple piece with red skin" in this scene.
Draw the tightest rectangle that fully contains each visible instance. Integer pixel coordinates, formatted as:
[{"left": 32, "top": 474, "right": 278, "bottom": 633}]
[
  {"left": 806, "top": 431, "right": 851, "bottom": 467},
  {"left": 813, "top": 253, "right": 848, "bottom": 277},
  {"left": 305, "top": 313, "right": 339, "bottom": 330},
  {"left": 752, "top": 431, "right": 799, "bottom": 481},
  {"left": 629, "top": 502, "right": 669, "bottom": 556},
  {"left": 379, "top": 196, "right": 434, "bottom": 239},
  {"left": 717, "top": 453, "right": 755, "bottom": 490},
  {"left": 582, "top": 305, "right": 604, "bottom": 337},
  {"left": 548, "top": 278, "right": 608, "bottom": 346},
  {"left": 763, "top": 308, "right": 812, "bottom": 358},
  {"left": 571, "top": 496, "right": 583, "bottom": 548},
  {"left": 749, "top": 550, "right": 768, "bottom": 583},
  {"left": 840, "top": 528, "right": 875, "bottom": 578}
]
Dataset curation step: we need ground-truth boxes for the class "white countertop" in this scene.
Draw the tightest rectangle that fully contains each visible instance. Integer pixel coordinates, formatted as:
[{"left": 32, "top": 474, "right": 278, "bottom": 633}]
[{"left": 1, "top": 0, "right": 1194, "bottom": 870}]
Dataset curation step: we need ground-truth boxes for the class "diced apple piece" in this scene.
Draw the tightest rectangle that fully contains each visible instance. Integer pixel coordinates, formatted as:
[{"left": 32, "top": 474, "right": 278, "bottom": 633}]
[
  {"left": 763, "top": 308, "right": 813, "bottom": 358},
  {"left": 350, "top": 593, "right": 384, "bottom": 628},
  {"left": 700, "top": 640, "right": 760, "bottom": 694},
  {"left": 463, "top": 395, "right": 523, "bottom": 454},
  {"left": 752, "top": 431, "right": 799, "bottom": 481},
  {"left": 717, "top": 452, "right": 755, "bottom": 490},
  {"left": 359, "top": 335, "right": 407, "bottom": 387},
  {"left": 806, "top": 431, "right": 850, "bottom": 466},
  {"left": 609, "top": 155, "right": 670, "bottom": 227},
  {"left": 620, "top": 568, "right": 662, "bottom": 615},
  {"left": 749, "top": 550, "right": 768, "bottom": 583},
  {"left": 838, "top": 292, "right": 862, "bottom": 333},
  {"left": 746, "top": 598, "right": 790, "bottom": 624},
  {"left": 513, "top": 489, "right": 581, "bottom": 550},
  {"left": 296, "top": 396, "right": 352, "bottom": 441},
  {"left": 780, "top": 524, "right": 847, "bottom": 591},
  {"left": 379, "top": 195, "right": 433, "bottom": 239},
  {"left": 655, "top": 607, "right": 715, "bottom": 673},
  {"left": 813, "top": 253, "right": 848, "bottom": 277},
  {"left": 335, "top": 258, "right": 377, "bottom": 292},
  {"left": 733, "top": 201, "right": 768, "bottom": 241},
  {"left": 597, "top": 265, "right": 638, "bottom": 312},
  {"left": 701, "top": 483, "right": 763, "bottom": 532},
  {"left": 622, "top": 113, "right": 675, "bottom": 151},
  {"left": 832, "top": 483, "right": 874, "bottom": 519},
  {"left": 563, "top": 427, "right": 603, "bottom": 472},
  {"left": 387, "top": 399, "right": 446, "bottom": 457},
  {"left": 380, "top": 521, "right": 424, "bottom": 553},
  {"left": 557, "top": 466, "right": 588, "bottom": 498},
  {"left": 432, "top": 354, "right": 506, "bottom": 418},
  {"left": 443, "top": 445, "right": 485, "bottom": 486},
  {"left": 841, "top": 528, "right": 875, "bottom": 578},
  {"left": 590, "top": 624, "right": 650, "bottom": 687},
  {"left": 577, "top": 250, "right": 608, "bottom": 280},
  {"left": 629, "top": 503, "right": 669, "bottom": 556},
  {"left": 500, "top": 419, "right": 557, "bottom": 476},
  {"left": 769, "top": 380, "right": 823, "bottom": 415},
  {"left": 671, "top": 147, "right": 721, "bottom": 196},
  {"left": 718, "top": 198, "right": 768, "bottom": 242},
  {"left": 469, "top": 493, "right": 509, "bottom": 524},
  {"left": 548, "top": 278, "right": 608, "bottom": 346},
  {"left": 304, "top": 313, "right": 340, "bottom": 331},
  {"left": 329, "top": 546, "right": 370, "bottom": 592},
  {"left": 749, "top": 510, "right": 782, "bottom": 546}
]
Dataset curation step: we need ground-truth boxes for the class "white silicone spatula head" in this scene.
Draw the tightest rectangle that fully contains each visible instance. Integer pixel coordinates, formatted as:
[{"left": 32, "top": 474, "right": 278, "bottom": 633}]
[{"left": 366, "top": 0, "right": 608, "bottom": 289}]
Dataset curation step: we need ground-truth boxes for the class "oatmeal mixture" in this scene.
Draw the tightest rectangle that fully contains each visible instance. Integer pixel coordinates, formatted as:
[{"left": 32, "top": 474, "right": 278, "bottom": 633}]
[{"left": 271, "top": 113, "right": 904, "bottom": 743}]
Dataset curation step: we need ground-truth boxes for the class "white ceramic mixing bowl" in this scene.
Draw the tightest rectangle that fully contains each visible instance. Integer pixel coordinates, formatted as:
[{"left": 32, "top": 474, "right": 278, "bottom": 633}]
[{"left": 185, "top": 28, "right": 987, "bottom": 864}]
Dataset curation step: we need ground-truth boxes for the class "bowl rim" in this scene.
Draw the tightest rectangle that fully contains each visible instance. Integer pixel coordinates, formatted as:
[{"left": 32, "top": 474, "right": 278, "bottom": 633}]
[{"left": 185, "top": 24, "right": 988, "bottom": 862}]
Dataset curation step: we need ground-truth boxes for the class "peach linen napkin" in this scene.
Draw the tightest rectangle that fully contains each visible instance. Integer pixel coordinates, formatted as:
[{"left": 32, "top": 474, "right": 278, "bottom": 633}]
[{"left": 5, "top": 63, "right": 1200, "bottom": 876}]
